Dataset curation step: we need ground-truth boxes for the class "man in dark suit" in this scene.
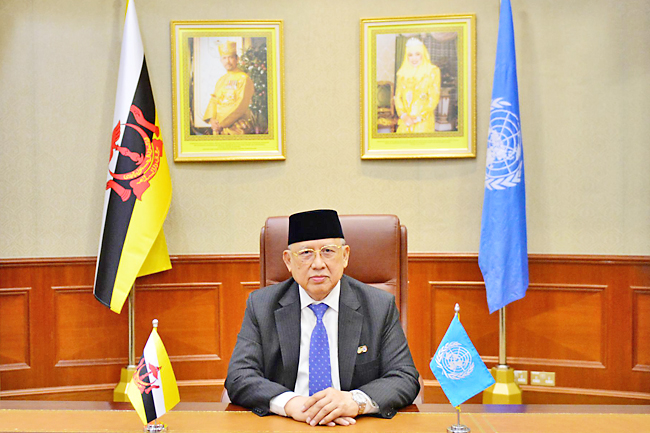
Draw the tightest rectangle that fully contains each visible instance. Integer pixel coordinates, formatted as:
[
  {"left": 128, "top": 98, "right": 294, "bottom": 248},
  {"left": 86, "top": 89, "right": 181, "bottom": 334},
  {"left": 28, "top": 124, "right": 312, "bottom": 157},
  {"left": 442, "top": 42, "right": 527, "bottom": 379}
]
[{"left": 226, "top": 210, "right": 420, "bottom": 426}]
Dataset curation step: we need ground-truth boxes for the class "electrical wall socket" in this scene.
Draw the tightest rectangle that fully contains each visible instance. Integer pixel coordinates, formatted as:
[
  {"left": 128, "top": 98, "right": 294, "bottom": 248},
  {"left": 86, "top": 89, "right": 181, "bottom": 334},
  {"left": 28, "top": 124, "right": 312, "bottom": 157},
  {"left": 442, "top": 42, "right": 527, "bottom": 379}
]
[
  {"left": 514, "top": 370, "right": 528, "bottom": 385},
  {"left": 530, "top": 371, "right": 556, "bottom": 386}
]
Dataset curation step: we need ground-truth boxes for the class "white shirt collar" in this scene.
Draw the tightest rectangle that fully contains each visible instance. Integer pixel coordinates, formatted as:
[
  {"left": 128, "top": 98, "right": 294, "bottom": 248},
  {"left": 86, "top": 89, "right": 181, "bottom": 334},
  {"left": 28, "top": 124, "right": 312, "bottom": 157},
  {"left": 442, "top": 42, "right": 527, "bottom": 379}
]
[{"left": 298, "top": 281, "right": 340, "bottom": 313}]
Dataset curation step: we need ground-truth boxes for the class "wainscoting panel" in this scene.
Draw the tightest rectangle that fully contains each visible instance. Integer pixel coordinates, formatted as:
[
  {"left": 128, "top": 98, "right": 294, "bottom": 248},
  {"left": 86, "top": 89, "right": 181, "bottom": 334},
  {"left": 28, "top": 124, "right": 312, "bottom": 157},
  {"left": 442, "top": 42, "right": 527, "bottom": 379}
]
[
  {"left": 53, "top": 285, "right": 127, "bottom": 368},
  {"left": 409, "top": 254, "right": 650, "bottom": 404},
  {"left": 1, "top": 254, "right": 648, "bottom": 404},
  {"left": 633, "top": 287, "right": 650, "bottom": 372},
  {"left": 0, "top": 287, "right": 30, "bottom": 371}
]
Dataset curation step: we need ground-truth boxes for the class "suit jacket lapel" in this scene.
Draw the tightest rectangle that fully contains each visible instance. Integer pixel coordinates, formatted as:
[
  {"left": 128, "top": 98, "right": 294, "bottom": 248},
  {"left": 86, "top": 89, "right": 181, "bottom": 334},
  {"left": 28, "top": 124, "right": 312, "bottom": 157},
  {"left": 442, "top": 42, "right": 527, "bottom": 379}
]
[
  {"left": 275, "top": 280, "right": 301, "bottom": 390},
  {"left": 338, "top": 276, "right": 363, "bottom": 390}
]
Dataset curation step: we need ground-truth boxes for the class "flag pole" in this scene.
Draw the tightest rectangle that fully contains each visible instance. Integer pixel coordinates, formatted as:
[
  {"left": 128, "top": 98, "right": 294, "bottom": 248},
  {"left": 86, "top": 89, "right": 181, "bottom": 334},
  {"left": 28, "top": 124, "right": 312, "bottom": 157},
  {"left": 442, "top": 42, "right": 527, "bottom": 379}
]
[
  {"left": 129, "top": 287, "right": 136, "bottom": 365},
  {"left": 114, "top": 286, "right": 137, "bottom": 402},
  {"left": 447, "top": 406, "right": 470, "bottom": 433},
  {"left": 432, "top": 302, "right": 494, "bottom": 431},
  {"left": 482, "top": 306, "right": 521, "bottom": 403},
  {"left": 499, "top": 307, "right": 506, "bottom": 365},
  {"left": 480, "top": 0, "right": 526, "bottom": 405},
  {"left": 446, "top": 305, "right": 470, "bottom": 433}
]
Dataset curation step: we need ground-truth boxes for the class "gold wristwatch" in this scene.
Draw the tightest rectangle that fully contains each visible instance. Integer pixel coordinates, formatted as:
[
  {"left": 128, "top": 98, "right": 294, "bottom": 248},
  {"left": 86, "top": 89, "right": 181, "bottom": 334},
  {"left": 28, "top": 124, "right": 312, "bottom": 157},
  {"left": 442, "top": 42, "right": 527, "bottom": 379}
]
[{"left": 350, "top": 390, "right": 366, "bottom": 416}]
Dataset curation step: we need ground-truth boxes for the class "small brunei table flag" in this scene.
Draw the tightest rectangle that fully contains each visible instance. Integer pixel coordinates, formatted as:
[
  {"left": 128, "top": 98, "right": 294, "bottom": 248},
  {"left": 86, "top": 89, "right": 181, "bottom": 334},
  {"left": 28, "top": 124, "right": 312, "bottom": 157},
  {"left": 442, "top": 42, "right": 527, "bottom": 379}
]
[
  {"left": 430, "top": 304, "right": 495, "bottom": 432},
  {"left": 127, "top": 320, "right": 180, "bottom": 429}
]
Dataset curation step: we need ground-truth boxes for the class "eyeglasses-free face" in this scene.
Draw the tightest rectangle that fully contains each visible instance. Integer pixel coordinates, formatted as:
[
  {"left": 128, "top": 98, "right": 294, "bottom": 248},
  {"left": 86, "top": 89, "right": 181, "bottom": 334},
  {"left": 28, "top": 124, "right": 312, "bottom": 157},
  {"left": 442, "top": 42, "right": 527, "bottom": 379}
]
[{"left": 282, "top": 238, "right": 349, "bottom": 301}]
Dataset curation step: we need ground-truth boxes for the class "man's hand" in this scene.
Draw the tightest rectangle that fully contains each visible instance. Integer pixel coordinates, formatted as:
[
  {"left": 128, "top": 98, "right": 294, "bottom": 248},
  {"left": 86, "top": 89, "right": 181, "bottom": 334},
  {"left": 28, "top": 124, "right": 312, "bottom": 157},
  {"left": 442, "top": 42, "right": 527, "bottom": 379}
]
[
  {"left": 285, "top": 396, "right": 310, "bottom": 422},
  {"left": 302, "top": 388, "right": 359, "bottom": 426},
  {"left": 285, "top": 393, "right": 357, "bottom": 427}
]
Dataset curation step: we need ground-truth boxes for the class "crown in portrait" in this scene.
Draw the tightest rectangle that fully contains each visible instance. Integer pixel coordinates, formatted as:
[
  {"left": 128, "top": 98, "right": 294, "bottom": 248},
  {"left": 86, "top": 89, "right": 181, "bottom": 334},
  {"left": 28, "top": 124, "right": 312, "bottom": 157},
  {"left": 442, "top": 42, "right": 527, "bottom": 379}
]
[
  {"left": 218, "top": 41, "right": 237, "bottom": 56},
  {"left": 406, "top": 37, "right": 424, "bottom": 48}
]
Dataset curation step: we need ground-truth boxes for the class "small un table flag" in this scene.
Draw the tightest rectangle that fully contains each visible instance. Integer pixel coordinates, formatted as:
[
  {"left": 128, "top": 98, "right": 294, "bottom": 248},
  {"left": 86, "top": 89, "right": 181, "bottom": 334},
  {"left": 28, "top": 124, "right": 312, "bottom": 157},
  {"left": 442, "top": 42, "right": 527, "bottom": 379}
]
[{"left": 430, "top": 307, "right": 495, "bottom": 407}]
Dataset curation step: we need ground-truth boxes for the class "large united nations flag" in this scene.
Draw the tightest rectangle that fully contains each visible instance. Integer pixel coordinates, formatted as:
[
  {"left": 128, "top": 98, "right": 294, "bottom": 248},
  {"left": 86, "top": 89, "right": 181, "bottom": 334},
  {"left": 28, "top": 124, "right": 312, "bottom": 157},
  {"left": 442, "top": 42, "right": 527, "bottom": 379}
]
[{"left": 479, "top": 0, "right": 529, "bottom": 314}]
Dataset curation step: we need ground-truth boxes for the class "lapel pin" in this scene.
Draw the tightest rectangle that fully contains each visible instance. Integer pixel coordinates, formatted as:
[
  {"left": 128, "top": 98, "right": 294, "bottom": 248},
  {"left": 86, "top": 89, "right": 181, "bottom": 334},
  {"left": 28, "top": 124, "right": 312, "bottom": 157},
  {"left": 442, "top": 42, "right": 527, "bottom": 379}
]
[{"left": 357, "top": 345, "right": 368, "bottom": 354}]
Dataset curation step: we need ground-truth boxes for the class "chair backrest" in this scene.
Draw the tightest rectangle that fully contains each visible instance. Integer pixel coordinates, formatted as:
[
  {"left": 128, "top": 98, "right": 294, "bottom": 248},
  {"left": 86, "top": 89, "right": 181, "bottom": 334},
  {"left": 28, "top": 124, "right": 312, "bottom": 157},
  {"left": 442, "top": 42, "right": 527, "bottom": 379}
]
[{"left": 260, "top": 214, "right": 408, "bottom": 331}]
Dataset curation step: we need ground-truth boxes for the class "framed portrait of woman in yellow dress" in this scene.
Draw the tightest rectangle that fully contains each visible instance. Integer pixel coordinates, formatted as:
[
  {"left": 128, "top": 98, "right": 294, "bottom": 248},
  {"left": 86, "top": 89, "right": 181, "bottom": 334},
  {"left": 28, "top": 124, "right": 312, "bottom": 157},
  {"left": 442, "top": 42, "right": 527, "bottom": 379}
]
[{"left": 361, "top": 15, "right": 476, "bottom": 159}]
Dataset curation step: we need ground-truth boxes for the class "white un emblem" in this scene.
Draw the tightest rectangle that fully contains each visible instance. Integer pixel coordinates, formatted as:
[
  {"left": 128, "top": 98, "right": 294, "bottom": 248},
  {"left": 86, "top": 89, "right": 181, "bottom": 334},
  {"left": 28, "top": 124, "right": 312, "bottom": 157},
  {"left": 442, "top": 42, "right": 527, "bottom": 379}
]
[
  {"left": 485, "top": 97, "right": 523, "bottom": 190},
  {"left": 435, "top": 341, "right": 474, "bottom": 380}
]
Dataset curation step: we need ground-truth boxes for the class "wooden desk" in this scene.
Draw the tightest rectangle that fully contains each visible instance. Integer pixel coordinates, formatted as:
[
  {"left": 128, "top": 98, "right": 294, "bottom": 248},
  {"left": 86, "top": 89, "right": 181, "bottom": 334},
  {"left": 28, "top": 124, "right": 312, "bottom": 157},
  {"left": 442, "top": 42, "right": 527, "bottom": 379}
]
[{"left": 0, "top": 401, "right": 648, "bottom": 433}]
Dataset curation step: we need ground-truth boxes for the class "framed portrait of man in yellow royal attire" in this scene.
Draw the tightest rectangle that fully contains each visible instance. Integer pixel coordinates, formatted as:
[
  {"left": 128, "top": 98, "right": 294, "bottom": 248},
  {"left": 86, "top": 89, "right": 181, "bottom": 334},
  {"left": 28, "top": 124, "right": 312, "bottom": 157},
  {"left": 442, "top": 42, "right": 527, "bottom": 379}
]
[
  {"left": 361, "top": 15, "right": 476, "bottom": 159},
  {"left": 171, "top": 20, "right": 285, "bottom": 161}
]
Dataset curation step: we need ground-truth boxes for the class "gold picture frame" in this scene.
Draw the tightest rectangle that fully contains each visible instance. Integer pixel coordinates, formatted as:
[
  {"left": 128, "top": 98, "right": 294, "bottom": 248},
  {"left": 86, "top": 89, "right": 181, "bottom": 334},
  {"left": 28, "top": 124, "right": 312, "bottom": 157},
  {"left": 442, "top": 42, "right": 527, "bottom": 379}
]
[
  {"left": 171, "top": 20, "right": 285, "bottom": 161},
  {"left": 360, "top": 15, "right": 476, "bottom": 159}
]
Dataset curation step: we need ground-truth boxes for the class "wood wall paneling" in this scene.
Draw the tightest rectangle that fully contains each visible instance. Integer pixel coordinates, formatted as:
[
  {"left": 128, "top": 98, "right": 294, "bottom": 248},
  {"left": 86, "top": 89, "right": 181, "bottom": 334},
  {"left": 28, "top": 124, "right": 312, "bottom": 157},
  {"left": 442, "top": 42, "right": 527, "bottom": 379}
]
[
  {"left": 0, "top": 288, "right": 30, "bottom": 371},
  {"left": 53, "top": 285, "right": 128, "bottom": 368},
  {"left": 0, "top": 254, "right": 648, "bottom": 405},
  {"left": 137, "top": 282, "right": 223, "bottom": 380},
  {"left": 507, "top": 283, "right": 607, "bottom": 367},
  {"left": 134, "top": 256, "right": 260, "bottom": 382},
  {"left": 632, "top": 287, "right": 650, "bottom": 372},
  {"left": 405, "top": 254, "right": 650, "bottom": 404}
]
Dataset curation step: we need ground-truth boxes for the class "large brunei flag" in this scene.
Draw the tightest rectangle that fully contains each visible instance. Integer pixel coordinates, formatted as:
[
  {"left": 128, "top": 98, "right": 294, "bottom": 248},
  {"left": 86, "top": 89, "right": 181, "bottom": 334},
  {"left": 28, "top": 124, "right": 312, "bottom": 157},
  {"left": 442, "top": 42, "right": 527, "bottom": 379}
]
[
  {"left": 94, "top": 0, "right": 172, "bottom": 313},
  {"left": 127, "top": 320, "right": 180, "bottom": 424}
]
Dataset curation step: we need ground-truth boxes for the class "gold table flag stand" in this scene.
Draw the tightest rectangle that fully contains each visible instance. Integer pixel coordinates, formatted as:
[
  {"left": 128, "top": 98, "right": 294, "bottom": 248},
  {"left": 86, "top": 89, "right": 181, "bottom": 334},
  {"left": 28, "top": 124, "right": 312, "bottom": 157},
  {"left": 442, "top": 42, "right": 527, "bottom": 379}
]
[
  {"left": 114, "top": 287, "right": 136, "bottom": 402},
  {"left": 482, "top": 306, "right": 522, "bottom": 404}
]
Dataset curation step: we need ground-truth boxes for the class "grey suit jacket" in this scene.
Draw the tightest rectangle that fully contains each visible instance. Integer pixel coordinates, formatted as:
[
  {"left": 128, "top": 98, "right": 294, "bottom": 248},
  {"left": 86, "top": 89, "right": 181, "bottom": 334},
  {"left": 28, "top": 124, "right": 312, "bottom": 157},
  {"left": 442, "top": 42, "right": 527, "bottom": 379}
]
[{"left": 225, "top": 275, "right": 420, "bottom": 418}]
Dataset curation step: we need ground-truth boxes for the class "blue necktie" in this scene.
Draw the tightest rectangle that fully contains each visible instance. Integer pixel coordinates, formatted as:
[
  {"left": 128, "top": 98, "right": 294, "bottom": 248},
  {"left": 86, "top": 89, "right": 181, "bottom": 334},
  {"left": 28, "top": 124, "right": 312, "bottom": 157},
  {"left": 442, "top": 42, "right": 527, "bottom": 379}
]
[{"left": 308, "top": 303, "right": 332, "bottom": 396}]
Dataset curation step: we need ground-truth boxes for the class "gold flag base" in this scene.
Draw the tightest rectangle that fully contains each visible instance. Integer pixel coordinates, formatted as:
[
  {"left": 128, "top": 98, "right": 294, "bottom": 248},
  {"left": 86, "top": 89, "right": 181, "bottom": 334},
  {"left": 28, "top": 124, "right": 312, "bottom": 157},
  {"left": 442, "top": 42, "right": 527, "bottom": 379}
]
[
  {"left": 482, "top": 365, "right": 522, "bottom": 404},
  {"left": 113, "top": 365, "right": 136, "bottom": 402}
]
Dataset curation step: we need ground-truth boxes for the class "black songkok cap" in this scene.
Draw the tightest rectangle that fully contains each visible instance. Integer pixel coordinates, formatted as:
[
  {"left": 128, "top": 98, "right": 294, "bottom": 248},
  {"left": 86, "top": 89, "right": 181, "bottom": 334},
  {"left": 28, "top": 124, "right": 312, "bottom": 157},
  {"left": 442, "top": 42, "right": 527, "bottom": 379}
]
[{"left": 288, "top": 209, "right": 344, "bottom": 245}]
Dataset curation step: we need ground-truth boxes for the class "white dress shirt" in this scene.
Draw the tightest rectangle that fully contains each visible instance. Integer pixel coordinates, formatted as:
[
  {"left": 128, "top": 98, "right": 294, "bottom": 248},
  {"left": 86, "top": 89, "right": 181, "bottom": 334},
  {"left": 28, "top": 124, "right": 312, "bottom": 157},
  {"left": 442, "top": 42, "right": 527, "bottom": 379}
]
[{"left": 270, "top": 282, "right": 378, "bottom": 416}]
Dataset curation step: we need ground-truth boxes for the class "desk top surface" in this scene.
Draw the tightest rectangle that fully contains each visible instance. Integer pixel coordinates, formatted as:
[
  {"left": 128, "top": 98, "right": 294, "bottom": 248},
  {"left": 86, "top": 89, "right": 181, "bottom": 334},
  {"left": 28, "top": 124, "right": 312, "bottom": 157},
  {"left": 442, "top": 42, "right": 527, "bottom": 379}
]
[{"left": 0, "top": 401, "right": 648, "bottom": 433}]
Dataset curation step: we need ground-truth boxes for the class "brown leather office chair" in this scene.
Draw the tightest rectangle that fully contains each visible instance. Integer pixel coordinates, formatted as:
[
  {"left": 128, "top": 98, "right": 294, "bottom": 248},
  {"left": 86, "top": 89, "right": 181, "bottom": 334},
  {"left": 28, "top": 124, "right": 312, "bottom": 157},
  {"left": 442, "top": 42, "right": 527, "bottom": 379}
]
[{"left": 260, "top": 214, "right": 408, "bottom": 332}]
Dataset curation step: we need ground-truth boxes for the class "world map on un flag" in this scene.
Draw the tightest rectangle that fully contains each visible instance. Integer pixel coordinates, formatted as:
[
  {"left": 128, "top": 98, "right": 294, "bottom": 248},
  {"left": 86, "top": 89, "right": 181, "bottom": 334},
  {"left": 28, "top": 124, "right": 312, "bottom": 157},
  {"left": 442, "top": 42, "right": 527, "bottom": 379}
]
[
  {"left": 485, "top": 97, "right": 523, "bottom": 190},
  {"left": 435, "top": 341, "right": 475, "bottom": 380}
]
